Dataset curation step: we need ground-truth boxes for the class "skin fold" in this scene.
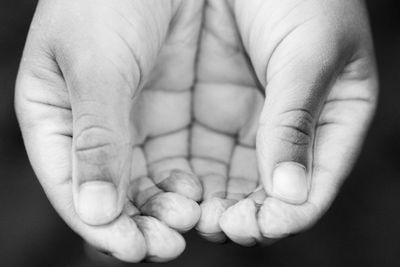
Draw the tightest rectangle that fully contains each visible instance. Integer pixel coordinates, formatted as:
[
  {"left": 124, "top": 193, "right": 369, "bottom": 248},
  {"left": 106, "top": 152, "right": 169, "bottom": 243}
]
[{"left": 15, "top": 0, "right": 378, "bottom": 262}]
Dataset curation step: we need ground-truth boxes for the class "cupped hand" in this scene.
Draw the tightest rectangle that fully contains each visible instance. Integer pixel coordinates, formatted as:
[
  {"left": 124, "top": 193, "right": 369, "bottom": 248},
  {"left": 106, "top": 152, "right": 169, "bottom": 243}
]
[
  {"left": 15, "top": 0, "right": 203, "bottom": 262},
  {"left": 192, "top": 0, "right": 378, "bottom": 245}
]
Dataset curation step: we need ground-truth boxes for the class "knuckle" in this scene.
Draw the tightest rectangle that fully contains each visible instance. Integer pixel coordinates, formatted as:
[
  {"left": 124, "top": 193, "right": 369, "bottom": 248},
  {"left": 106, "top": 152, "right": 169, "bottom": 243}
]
[
  {"left": 275, "top": 109, "right": 314, "bottom": 147},
  {"left": 74, "top": 123, "right": 117, "bottom": 164}
]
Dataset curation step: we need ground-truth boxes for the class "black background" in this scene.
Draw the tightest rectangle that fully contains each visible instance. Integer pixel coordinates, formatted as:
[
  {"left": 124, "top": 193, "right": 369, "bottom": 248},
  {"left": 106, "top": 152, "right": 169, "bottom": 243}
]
[{"left": 1, "top": 1, "right": 400, "bottom": 266}]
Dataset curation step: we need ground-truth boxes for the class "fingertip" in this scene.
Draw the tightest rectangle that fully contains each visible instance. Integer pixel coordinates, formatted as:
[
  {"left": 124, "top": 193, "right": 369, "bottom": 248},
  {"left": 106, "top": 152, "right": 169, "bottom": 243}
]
[
  {"left": 219, "top": 198, "right": 261, "bottom": 246},
  {"left": 257, "top": 198, "right": 290, "bottom": 239},
  {"left": 134, "top": 216, "right": 185, "bottom": 262},
  {"left": 92, "top": 215, "right": 147, "bottom": 263},
  {"left": 257, "top": 197, "right": 316, "bottom": 239},
  {"left": 141, "top": 192, "right": 201, "bottom": 232},
  {"left": 196, "top": 198, "right": 234, "bottom": 242}
]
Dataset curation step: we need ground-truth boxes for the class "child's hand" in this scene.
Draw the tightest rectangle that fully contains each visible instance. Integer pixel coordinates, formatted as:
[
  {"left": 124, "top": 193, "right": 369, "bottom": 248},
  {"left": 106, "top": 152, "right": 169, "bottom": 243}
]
[
  {"left": 15, "top": 0, "right": 203, "bottom": 262},
  {"left": 193, "top": 0, "right": 378, "bottom": 245}
]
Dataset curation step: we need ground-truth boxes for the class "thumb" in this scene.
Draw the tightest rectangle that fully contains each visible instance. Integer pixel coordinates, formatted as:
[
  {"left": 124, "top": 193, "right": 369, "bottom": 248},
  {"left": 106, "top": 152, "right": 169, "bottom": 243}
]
[
  {"left": 68, "top": 57, "right": 137, "bottom": 225},
  {"left": 55, "top": 7, "right": 169, "bottom": 225},
  {"left": 227, "top": 0, "right": 347, "bottom": 204},
  {"left": 256, "top": 41, "right": 342, "bottom": 204},
  {"left": 228, "top": 0, "right": 377, "bottom": 239},
  {"left": 229, "top": 0, "right": 346, "bottom": 204}
]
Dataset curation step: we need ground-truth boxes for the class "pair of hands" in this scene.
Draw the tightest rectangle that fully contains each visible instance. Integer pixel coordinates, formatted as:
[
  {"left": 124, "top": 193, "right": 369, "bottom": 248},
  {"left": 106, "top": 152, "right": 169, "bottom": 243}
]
[{"left": 15, "top": 0, "right": 378, "bottom": 263}]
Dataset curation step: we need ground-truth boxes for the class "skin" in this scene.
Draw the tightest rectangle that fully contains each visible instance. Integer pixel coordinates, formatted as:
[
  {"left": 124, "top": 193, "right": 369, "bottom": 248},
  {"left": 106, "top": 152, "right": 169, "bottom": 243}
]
[
  {"left": 194, "top": 0, "right": 378, "bottom": 244},
  {"left": 15, "top": 0, "right": 378, "bottom": 262},
  {"left": 16, "top": 0, "right": 203, "bottom": 262}
]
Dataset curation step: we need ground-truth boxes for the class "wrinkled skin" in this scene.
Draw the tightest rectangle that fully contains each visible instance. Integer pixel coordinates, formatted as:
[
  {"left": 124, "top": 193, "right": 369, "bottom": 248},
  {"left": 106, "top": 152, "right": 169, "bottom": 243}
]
[{"left": 15, "top": 0, "right": 378, "bottom": 262}]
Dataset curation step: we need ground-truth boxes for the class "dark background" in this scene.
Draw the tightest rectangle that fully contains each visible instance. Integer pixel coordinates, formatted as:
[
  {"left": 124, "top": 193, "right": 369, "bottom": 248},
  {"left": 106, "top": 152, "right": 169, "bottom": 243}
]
[{"left": 1, "top": 1, "right": 400, "bottom": 266}]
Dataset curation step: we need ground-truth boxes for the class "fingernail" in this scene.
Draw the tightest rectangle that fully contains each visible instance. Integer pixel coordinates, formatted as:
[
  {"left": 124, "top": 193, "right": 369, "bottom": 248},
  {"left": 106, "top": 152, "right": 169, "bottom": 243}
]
[
  {"left": 272, "top": 162, "right": 308, "bottom": 204},
  {"left": 77, "top": 181, "right": 119, "bottom": 225}
]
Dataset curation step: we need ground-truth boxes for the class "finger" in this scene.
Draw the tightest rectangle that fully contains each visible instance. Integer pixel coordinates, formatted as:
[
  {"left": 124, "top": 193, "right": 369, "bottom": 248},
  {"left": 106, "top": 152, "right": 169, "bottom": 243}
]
[
  {"left": 15, "top": 75, "right": 148, "bottom": 261},
  {"left": 234, "top": 6, "right": 345, "bottom": 204},
  {"left": 145, "top": 128, "right": 201, "bottom": 201},
  {"left": 258, "top": 64, "right": 378, "bottom": 237},
  {"left": 230, "top": 0, "right": 378, "bottom": 238},
  {"left": 219, "top": 186, "right": 275, "bottom": 246},
  {"left": 219, "top": 198, "right": 262, "bottom": 246},
  {"left": 231, "top": 0, "right": 364, "bottom": 205},
  {"left": 196, "top": 198, "right": 236, "bottom": 242},
  {"left": 128, "top": 148, "right": 201, "bottom": 231},
  {"left": 129, "top": 175, "right": 201, "bottom": 234},
  {"left": 141, "top": 191, "right": 201, "bottom": 233},
  {"left": 127, "top": 150, "right": 201, "bottom": 232},
  {"left": 133, "top": 216, "right": 185, "bottom": 262},
  {"left": 65, "top": 47, "right": 140, "bottom": 225},
  {"left": 258, "top": 48, "right": 344, "bottom": 204}
]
